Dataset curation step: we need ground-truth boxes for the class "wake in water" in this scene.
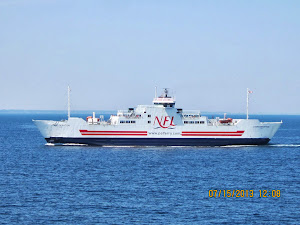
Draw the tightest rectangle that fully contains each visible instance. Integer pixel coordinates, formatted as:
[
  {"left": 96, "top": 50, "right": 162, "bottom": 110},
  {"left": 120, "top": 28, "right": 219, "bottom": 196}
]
[
  {"left": 269, "top": 144, "right": 300, "bottom": 147},
  {"left": 45, "top": 143, "right": 55, "bottom": 146},
  {"left": 45, "top": 143, "right": 300, "bottom": 148},
  {"left": 45, "top": 143, "right": 88, "bottom": 146},
  {"left": 221, "top": 145, "right": 259, "bottom": 148}
]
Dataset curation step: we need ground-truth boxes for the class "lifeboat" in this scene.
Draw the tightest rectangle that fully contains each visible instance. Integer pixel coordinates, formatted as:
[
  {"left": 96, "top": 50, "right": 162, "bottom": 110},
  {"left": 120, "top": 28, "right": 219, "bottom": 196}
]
[{"left": 219, "top": 118, "right": 233, "bottom": 123}]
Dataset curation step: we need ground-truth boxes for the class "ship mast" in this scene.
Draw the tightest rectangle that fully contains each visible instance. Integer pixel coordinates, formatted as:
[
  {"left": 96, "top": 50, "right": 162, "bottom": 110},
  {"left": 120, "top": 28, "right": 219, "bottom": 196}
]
[
  {"left": 246, "top": 88, "right": 253, "bottom": 120},
  {"left": 68, "top": 85, "right": 71, "bottom": 119}
]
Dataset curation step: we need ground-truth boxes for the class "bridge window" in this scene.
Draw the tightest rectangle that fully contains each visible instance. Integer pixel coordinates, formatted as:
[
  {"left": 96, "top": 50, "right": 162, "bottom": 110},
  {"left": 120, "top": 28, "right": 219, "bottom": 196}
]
[
  {"left": 184, "top": 121, "right": 202, "bottom": 124},
  {"left": 120, "top": 120, "right": 136, "bottom": 124},
  {"left": 148, "top": 121, "right": 151, "bottom": 124}
]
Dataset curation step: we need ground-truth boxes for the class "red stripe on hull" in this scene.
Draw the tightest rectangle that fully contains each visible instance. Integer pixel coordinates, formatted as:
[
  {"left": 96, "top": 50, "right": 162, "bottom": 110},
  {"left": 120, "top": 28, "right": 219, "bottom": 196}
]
[
  {"left": 182, "top": 131, "right": 244, "bottom": 134},
  {"left": 182, "top": 130, "right": 244, "bottom": 137},
  {"left": 182, "top": 134, "right": 243, "bottom": 136},
  {"left": 79, "top": 130, "right": 147, "bottom": 134},
  {"left": 79, "top": 130, "right": 148, "bottom": 136},
  {"left": 80, "top": 133, "right": 148, "bottom": 136}
]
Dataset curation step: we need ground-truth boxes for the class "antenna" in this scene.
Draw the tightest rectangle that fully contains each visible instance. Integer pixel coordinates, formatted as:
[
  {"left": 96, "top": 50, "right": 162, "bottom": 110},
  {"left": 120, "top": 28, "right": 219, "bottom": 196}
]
[
  {"left": 68, "top": 85, "right": 71, "bottom": 119},
  {"left": 246, "top": 88, "right": 253, "bottom": 120},
  {"left": 247, "top": 88, "right": 249, "bottom": 120}
]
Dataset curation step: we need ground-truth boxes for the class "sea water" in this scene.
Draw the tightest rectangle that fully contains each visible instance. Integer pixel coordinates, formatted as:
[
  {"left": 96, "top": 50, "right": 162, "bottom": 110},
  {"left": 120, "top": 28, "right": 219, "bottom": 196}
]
[{"left": 0, "top": 112, "right": 299, "bottom": 224}]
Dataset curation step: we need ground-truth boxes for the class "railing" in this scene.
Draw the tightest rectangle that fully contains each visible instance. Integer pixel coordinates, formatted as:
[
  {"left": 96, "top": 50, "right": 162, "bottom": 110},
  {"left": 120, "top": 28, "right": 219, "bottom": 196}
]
[
  {"left": 182, "top": 110, "right": 201, "bottom": 119},
  {"left": 182, "top": 114, "right": 200, "bottom": 119},
  {"left": 116, "top": 111, "right": 142, "bottom": 119},
  {"left": 153, "top": 97, "right": 175, "bottom": 103}
]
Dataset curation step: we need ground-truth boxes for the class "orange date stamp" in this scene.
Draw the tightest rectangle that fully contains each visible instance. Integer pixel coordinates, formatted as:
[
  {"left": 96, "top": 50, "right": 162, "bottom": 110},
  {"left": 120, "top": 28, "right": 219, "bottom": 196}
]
[{"left": 209, "top": 190, "right": 281, "bottom": 198}]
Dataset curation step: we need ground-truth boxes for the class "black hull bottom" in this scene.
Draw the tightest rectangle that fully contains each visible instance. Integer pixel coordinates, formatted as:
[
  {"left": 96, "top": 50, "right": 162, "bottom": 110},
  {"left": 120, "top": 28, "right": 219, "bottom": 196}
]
[{"left": 45, "top": 137, "right": 271, "bottom": 146}]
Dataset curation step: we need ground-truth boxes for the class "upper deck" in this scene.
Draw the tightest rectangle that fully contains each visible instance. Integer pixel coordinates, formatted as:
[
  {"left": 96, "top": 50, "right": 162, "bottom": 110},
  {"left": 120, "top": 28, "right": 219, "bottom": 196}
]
[
  {"left": 85, "top": 88, "right": 240, "bottom": 127},
  {"left": 152, "top": 88, "right": 176, "bottom": 107}
]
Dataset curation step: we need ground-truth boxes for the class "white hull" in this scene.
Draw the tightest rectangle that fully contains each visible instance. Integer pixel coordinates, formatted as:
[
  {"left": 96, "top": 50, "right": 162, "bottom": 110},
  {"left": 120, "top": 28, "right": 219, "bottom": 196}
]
[{"left": 33, "top": 89, "right": 282, "bottom": 146}]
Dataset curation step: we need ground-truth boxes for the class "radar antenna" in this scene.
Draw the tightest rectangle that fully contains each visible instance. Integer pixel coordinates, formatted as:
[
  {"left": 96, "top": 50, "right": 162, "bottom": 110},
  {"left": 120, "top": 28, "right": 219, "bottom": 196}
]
[{"left": 162, "top": 88, "right": 169, "bottom": 98}]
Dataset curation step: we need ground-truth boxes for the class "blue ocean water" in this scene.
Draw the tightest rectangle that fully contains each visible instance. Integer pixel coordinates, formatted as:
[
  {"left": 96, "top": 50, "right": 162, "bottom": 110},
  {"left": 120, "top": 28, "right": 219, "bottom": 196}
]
[{"left": 0, "top": 112, "right": 299, "bottom": 224}]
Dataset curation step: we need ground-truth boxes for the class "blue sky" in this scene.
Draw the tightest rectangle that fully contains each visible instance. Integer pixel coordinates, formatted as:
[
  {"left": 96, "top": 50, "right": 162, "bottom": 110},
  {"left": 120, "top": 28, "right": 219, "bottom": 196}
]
[{"left": 0, "top": 0, "right": 299, "bottom": 114}]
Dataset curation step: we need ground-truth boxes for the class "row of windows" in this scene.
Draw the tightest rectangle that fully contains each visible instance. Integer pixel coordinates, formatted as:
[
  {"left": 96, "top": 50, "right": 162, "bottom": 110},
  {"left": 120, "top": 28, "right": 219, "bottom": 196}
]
[
  {"left": 120, "top": 114, "right": 150, "bottom": 118},
  {"left": 120, "top": 121, "right": 151, "bottom": 124},
  {"left": 184, "top": 121, "right": 205, "bottom": 124},
  {"left": 120, "top": 121, "right": 136, "bottom": 124},
  {"left": 153, "top": 103, "right": 175, "bottom": 107},
  {"left": 119, "top": 120, "right": 204, "bottom": 124}
]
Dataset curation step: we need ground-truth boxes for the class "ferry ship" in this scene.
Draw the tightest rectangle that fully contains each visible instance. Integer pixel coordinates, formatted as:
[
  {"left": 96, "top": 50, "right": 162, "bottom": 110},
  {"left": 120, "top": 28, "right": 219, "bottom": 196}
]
[{"left": 33, "top": 88, "right": 282, "bottom": 146}]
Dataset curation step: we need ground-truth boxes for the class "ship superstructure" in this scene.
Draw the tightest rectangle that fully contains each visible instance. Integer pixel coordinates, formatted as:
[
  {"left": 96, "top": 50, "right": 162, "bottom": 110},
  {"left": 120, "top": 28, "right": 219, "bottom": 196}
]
[{"left": 33, "top": 88, "right": 282, "bottom": 146}]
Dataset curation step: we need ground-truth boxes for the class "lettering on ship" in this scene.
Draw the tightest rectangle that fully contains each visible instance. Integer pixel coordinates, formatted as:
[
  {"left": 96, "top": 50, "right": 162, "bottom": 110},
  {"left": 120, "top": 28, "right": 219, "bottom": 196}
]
[{"left": 154, "top": 116, "right": 175, "bottom": 129}]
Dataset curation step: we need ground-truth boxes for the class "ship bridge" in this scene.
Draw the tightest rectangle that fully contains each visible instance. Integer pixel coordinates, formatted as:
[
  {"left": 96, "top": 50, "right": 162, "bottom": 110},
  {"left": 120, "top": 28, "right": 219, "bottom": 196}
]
[{"left": 152, "top": 88, "right": 175, "bottom": 108}]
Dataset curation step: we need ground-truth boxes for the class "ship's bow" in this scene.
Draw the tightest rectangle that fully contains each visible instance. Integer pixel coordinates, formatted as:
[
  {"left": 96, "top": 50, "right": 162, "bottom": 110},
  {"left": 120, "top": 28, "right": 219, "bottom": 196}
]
[
  {"left": 263, "top": 121, "right": 282, "bottom": 139},
  {"left": 33, "top": 120, "right": 54, "bottom": 139}
]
